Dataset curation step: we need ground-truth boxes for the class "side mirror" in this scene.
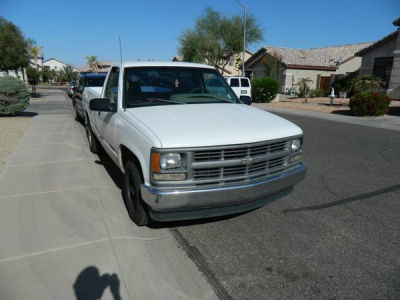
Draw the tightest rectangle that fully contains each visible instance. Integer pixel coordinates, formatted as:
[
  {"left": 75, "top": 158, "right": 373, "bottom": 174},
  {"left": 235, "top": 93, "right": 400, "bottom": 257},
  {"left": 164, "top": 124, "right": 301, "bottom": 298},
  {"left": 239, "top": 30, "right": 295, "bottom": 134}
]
[
  {"left": 89, "top": 98, "right": 117, "bottom": 112},
  {"left": 240, "top": 96, "right": 252, "bottom": 105}
]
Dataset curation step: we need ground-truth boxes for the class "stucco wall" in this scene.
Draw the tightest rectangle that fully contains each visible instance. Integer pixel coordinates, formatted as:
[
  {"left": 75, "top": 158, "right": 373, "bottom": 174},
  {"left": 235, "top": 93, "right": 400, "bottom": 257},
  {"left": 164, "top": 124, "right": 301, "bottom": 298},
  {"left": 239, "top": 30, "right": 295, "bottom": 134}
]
[
  {"left": 359, "top": 38, "right": 397, "bottom": 75},
  {"left": 284, "top": 68, "right": 334, "bottom": 91},
  {"left": 222, "top": 52, "right": 252, "bottom": 76},
  {"left": 43, "top": 59, "right": 68, "bottom": 71},
  {"left": 336, "top": 57, "right": 362, "bottom": 74},
  {"left": 43, "top": 59, "right": 78, "bottom": 72}
]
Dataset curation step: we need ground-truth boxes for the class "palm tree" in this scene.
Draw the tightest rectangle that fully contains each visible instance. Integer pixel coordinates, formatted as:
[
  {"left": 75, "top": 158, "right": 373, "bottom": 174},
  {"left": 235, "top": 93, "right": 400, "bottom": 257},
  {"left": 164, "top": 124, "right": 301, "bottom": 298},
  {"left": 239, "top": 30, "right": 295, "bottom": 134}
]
[
  {"left": 85, "top": 56, "right": 99, "bottom": 71},
  {"left": 348, "top": 75, "right": 384, "bottom": 94},
  {"left": 298, "top": 78, "right": 313, "bottom": 103},
  {"left": 30, "top": 46, "right": 43, "bottom": 70},
  {"left": 61, "top": 65, "right": 75, "bottom": 82}
]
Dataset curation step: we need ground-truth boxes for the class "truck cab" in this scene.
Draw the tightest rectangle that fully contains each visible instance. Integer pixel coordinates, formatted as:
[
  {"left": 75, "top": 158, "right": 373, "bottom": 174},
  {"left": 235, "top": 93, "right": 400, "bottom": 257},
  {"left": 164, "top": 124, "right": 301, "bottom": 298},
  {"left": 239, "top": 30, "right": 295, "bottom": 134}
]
[{"left": 82, "top": 62, "right": 306, "bottom": 226}]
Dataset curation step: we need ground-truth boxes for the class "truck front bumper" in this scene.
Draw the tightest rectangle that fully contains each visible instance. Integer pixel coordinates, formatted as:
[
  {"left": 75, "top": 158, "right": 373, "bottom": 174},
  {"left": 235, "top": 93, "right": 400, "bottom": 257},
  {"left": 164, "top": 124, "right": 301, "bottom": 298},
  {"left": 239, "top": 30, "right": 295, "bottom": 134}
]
[{"left": 141, "top": 163, "right": 306, "bottom": 222}]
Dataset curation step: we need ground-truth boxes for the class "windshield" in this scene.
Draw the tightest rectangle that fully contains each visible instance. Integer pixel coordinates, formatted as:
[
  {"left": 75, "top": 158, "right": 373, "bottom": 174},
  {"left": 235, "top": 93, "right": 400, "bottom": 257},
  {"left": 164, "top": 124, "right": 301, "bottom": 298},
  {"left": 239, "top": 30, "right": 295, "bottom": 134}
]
[
  {"left": 123, "top": 67, "right": 239, "bottom": 107},
  {"left": 84, "top": 76, "right": 106, "bottom": 87}
]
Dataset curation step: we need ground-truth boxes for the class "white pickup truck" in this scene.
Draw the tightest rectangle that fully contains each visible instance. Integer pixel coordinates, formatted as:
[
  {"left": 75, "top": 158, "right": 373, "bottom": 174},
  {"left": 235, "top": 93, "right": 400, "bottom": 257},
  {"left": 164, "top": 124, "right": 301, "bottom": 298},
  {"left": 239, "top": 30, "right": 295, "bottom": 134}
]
[{"left": 82, "top": 62, "right": 306, "bottom": 225}]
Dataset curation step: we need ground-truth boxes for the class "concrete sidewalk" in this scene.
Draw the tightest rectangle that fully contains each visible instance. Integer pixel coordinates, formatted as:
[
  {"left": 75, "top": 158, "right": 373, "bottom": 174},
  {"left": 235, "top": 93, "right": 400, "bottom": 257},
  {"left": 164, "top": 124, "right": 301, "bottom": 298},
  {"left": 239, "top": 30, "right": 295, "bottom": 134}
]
[
  {"left": 0, "top": 90, "right": 217, "bottom": 299},
  {"left": 254, "top": 103, "right": 400, "bottom": 132}
]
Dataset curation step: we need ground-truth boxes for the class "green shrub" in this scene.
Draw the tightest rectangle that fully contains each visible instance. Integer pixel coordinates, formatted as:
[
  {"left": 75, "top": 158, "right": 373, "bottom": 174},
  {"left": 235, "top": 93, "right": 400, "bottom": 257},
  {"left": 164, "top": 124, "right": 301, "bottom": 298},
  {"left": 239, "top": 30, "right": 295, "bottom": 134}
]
[
  {"left": 309, "top": 89, "right": 325, "bottom": 98},
  {"left": 0, "top": 76, "right": 30, "bottom": 116},
  {"left": 26, "top": 66, "right": 40, "bottom": 85},
  {"left": 251, "top": 77, "right": 279, "bottom": 103},
  {"left": 349, "top": 91, "right": 391, "bottom": 116}
]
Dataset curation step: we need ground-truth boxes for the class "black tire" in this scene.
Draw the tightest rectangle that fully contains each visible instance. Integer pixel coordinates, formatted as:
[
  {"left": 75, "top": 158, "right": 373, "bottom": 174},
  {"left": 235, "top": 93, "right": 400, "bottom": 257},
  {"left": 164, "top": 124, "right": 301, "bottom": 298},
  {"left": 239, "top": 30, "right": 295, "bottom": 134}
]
[
  {"left": 85, "top": 114, "right": 99, "bottom": 154},
  {"left": 123, "top": 161, "right": 149, "bottom": 226},
  {"left": 73, "top": 102, "right": 81, "bottom": 122}
]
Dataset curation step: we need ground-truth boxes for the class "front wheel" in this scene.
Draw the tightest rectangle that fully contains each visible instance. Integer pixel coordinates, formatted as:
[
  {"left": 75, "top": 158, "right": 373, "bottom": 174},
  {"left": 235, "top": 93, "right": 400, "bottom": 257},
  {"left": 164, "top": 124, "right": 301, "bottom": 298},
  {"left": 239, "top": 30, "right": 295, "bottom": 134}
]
[
  {"left": 74, "top": 102, "right": 81, "bottom": 122},
  {"left": 123, "top": 161, "right": 149, "bottom": 226}
]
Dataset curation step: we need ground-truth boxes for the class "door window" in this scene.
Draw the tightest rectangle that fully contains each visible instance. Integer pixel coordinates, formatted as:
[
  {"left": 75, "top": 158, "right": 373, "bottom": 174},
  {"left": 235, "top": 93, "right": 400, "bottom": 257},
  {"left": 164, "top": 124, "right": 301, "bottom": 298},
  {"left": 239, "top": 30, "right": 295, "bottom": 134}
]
[{"left": 104, "top": 68, "right": 120, "bottom": 103}]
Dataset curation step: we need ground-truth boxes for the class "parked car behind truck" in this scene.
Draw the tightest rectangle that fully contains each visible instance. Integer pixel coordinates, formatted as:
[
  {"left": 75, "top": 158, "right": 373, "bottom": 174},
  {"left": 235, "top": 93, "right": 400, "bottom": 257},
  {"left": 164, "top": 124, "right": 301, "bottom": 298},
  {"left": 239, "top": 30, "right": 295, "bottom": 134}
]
[
  {"left": 81, "top": 62, "right": 306, "bottom": 226},
  {"left": 72, "top": 73, "right": 106, "bottom": 121}
]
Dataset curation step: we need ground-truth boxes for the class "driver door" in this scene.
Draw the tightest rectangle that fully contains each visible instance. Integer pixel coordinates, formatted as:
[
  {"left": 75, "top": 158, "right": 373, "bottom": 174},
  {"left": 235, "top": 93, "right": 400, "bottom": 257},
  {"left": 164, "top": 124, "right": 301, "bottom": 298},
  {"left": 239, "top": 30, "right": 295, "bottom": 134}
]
[{"left": 97, "top": 67, "right": 119, "bottom": 154}]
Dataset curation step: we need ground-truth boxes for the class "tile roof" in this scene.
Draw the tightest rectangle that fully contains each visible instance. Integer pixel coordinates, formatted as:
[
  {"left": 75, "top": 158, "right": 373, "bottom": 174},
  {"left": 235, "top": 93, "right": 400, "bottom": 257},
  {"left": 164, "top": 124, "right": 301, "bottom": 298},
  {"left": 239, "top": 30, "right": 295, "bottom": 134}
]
[
  {"left": 246, "top": 42, "right": 373, "bottom": 70},
  {"left": 355, "top": 31, "right": 397, "bottom": 56}
]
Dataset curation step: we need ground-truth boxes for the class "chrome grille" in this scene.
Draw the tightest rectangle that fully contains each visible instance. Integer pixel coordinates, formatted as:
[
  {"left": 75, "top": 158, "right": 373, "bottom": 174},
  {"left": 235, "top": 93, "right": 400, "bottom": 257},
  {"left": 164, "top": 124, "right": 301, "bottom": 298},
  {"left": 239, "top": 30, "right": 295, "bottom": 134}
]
[
  {"left": 193, "top": 140, "right": 287, "bottom": 162},
  {"left": 191, "top": 139, "right": 291, "bottom": 185}
]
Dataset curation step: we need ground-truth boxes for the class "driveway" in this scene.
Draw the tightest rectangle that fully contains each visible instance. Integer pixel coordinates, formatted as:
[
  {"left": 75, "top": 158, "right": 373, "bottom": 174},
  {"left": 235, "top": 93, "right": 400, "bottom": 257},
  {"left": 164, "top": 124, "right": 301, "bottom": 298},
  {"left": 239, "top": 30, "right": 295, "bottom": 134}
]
[{"left": 0, "top": 89, "right": 216, "bottom": 299}]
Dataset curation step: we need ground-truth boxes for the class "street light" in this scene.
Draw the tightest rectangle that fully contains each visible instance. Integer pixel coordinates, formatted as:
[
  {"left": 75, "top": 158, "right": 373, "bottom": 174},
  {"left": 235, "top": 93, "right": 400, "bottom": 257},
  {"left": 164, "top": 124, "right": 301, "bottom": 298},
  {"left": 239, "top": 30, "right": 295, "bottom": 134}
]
[{"left": 235, "top": 0, "right": 246, "bottom": 76}]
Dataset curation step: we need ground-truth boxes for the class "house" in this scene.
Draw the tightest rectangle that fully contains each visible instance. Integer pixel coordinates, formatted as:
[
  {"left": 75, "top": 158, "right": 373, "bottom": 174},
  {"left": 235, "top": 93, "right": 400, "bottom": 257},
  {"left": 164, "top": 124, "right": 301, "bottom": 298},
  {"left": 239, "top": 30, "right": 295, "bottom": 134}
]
[
  {"left": 355, "top": 17, "right": 400, "bottom": 100},
  {"left": 76, "top": 61, "right": 112, "bottom": 74},
  {"left": 1, "top": 48, "right": 44, "bottom": 81},
  {"left": 245, "top": 42, "right": 373, "bottom": 93},
  {"left": 172, "top": 50, "right": 253, "bottom": 76},
  {"left": 43, "top": 58, "right": 79, "bottom": 72}
]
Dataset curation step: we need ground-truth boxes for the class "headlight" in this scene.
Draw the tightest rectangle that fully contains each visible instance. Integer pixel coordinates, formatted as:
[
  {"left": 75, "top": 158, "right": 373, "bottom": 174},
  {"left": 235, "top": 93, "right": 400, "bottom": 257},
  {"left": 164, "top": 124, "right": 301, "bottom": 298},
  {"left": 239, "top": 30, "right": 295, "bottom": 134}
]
[
  {"left": 291, "top": 139, "right": 302, "bottom": 152},
  {"left": 160, "top": 153, "right": 181, "bottom": 169}
]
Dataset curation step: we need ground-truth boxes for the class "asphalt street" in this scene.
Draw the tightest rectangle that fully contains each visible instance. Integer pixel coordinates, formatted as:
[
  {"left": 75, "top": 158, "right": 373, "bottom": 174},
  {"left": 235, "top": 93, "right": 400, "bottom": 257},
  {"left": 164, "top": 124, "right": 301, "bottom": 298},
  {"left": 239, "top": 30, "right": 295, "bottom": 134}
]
[{"left": 169, "top": 111, "right": 400, "bottom": 299}]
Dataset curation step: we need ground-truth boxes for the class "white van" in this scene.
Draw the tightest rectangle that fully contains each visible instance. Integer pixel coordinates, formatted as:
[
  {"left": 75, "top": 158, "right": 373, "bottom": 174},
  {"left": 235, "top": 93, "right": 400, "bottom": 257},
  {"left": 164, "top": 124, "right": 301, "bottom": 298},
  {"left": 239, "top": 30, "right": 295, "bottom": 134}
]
[{"left": 224, "top": 76, "right": 252, "bottom": 104}]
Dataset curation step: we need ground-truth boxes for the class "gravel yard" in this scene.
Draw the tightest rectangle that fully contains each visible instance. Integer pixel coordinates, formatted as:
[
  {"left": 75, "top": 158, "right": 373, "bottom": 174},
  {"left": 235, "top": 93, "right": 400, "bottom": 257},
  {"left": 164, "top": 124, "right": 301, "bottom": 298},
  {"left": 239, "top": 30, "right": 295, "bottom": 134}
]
[
  {"left": 0, "top": 116, "right": 32, "bottom": 172},
  {"left": 256, "top": 96, "right": 400, "bottom": 115}
]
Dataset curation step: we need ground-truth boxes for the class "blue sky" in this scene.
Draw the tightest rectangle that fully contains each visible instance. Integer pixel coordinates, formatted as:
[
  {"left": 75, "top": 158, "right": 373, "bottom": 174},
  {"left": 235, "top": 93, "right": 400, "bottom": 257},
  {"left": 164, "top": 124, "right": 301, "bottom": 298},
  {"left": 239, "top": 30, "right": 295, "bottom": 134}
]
[{"left": 2, "top": 0, "right": 399, "bottom": 67}]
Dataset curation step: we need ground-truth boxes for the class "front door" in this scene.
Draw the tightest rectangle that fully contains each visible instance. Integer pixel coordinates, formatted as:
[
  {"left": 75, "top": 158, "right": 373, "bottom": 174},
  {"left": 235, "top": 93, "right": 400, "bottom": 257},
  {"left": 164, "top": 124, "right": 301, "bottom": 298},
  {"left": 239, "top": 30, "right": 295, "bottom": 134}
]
[
  {"left": 319, "top": 76, "right": 331, "bottom": 92},
  {"left": 97, "top": 67, "right": 120, "bottom": 153}
]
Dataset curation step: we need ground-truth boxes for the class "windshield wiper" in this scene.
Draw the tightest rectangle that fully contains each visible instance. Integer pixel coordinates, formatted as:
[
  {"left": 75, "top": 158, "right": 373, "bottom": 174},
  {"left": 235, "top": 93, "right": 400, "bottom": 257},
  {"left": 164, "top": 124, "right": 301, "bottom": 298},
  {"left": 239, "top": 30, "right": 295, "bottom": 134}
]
[
  {"left": 147, "top": 98, "right": 184, "bottom": 105},
  {"left": 188, "top": 95, "right": 233, "bottom": 103}
]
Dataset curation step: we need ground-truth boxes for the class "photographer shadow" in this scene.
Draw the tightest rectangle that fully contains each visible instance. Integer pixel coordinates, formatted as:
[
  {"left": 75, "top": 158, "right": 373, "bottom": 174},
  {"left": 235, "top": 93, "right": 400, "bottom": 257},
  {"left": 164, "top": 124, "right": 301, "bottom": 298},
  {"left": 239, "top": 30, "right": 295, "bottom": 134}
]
[{"left": 73, "top": 266, "right": 121, "bottom": 300}]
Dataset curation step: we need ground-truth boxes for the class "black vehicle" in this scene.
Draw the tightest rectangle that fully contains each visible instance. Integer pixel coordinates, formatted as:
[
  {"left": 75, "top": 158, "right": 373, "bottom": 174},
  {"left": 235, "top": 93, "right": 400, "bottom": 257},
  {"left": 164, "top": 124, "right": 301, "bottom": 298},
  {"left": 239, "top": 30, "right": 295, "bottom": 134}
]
[
  {"left": 68, "top": 81, "right": 78, "bottom": 98},
  {"left": 72, "top": 73, "right": 106, "bottom": 121}
]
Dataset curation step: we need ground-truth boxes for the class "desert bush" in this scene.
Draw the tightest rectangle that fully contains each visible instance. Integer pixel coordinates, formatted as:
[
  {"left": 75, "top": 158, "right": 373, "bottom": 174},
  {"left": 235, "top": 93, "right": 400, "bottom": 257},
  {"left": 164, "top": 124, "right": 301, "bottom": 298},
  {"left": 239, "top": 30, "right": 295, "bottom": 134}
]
[
  {"left": 349, "top": 91, "right": 391, "bottom": 116},
  {"left": 0, "top": 76, "right": 30, "bottom": 115},
  {"left": 309, "top": 89, "right": 325, "bottom": 98},
  {"left": 251, "top": 77, "right": 279, "bottom": 103}
]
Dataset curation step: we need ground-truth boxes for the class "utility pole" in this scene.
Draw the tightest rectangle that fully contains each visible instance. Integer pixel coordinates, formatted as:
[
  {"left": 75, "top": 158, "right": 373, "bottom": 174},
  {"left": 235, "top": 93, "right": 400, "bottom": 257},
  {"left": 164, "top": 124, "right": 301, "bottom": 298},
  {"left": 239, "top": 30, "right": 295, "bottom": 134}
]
[{"left": 235, "top": 0, "right": 246, "bottom": 76}]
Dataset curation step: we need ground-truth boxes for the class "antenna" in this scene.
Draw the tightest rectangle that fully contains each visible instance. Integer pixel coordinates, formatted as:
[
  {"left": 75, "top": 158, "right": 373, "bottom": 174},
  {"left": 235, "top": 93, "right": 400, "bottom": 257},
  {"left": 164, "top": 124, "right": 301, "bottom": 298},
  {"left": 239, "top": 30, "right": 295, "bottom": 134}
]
[{"left": 118, "top": 36, "right": 123, "bottom": 67}]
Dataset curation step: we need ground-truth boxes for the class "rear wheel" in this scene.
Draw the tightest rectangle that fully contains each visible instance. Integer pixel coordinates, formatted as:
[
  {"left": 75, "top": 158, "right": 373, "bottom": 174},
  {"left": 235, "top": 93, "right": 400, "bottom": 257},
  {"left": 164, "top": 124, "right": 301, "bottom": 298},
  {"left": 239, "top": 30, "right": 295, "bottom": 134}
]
[
  {"left": 85, "top": 115, "right": 99, "bottom": 154},
  {"left": 123, "top": 160, "right": 149, "bottom": 226}
]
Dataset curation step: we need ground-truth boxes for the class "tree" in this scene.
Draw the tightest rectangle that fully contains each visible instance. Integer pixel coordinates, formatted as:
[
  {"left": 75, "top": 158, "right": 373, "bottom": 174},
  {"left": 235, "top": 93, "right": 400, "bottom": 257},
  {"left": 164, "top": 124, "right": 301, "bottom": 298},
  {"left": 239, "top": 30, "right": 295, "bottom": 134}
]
[
  {"left": 263, "top": 52, "right": 283, "bottom": 81},
  {"left": 30, "top": 45, "right": 43, "bottom": 70},
  {"left": 179, "top": 7, "right": 263, "bottom": 73},
  {"left": 40, "top": 68, "right": 54, "bottom": 83},
  {"left": 85, "top": 56, "right": 99, "bottom": 71},
  {"left": 60, "top": 65, "right": 77, "bottom": 82},
  {"left": 26, "top": 66, "right": 39, "bottom": 94},
  {"left": 0, "top": 17, "right": 32, "bottom": 75},
  {"left": 348, "top": 75, "right": 384, "bottom": 94},
  {"left": 298, "top": 78, "right": 313, "bottom": 103}
]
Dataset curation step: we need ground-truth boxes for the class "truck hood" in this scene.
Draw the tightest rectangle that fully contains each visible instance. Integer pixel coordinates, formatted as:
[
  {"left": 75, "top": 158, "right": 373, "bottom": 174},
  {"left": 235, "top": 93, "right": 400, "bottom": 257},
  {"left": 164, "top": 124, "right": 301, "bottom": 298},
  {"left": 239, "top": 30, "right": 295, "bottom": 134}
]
[{"left": 125, "top": 104, "right": 302, "bottom": 148}]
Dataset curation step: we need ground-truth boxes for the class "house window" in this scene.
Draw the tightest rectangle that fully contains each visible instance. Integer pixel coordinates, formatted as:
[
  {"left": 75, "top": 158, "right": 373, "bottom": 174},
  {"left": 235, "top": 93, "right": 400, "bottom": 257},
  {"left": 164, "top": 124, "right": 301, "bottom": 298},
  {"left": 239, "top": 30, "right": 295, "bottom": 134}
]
[
  {"left": 373, "top": 57, "right": 393, "bottom": 88},
  {"left": 54, "top": 66, "right": 57, "bottom": 70}
]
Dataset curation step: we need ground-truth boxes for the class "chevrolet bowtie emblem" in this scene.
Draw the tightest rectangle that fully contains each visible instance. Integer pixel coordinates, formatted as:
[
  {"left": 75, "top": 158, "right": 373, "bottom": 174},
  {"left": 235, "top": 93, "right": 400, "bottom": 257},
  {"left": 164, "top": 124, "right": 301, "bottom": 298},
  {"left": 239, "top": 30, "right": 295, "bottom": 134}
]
[{"left": 241, "top": 158, "right": 255, "bottom": 166}]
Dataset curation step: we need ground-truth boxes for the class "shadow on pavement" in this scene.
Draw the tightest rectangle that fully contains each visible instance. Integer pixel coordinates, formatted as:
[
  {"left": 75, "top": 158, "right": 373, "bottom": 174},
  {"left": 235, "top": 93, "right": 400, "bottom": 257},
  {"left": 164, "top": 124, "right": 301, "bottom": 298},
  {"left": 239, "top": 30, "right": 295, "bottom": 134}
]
[
  {"left": 73, "top": 266, "right": 121, "bottom": 300},
  {"left": 0, "top": 111, "right": 38, "bottom": 118},
  {"left": 282, "top": 183, "right": 400, "bottom": 214}
]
